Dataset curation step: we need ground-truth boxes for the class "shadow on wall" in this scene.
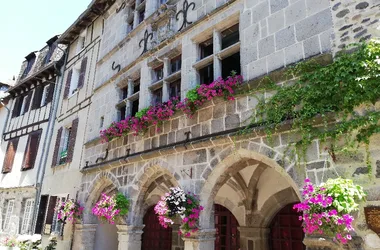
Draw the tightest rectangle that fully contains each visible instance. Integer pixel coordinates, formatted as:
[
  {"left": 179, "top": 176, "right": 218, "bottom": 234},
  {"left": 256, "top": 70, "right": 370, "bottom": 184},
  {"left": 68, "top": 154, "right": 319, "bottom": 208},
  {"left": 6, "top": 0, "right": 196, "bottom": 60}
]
[{"left": 94, "top": 221, "right": 118, "bottom": 250}]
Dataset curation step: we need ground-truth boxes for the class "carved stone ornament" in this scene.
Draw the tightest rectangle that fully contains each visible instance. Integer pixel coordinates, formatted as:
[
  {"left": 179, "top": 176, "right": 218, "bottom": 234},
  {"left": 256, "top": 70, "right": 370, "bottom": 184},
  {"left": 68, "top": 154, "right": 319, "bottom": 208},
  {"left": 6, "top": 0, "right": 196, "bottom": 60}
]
[
  {"left": 176, "top": 0, "right": 196, "bottom": 31},
  {"left": 364, "top": 207, "right": 380, "bottom": 235},
  {"left": 139, "top": 29, "right": 153, "bottom": 55}
]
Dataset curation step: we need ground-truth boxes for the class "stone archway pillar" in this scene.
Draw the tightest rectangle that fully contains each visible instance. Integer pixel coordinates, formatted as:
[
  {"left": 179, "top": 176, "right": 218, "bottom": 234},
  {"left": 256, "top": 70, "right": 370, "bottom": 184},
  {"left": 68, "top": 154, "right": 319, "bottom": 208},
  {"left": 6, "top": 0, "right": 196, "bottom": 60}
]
[
  {"left": 116, "top": 225, "right": 144, "bottom": 250},
  {"left": 182, "top": 229, "right": 216, "bottom": 250},
  {"left": 238, "top": 227, "right": 270, "bottom": 250},
  {"left": 72, "top": 224, "right": 97, "bottom": 250},
  {"left": 303, "top": 236, "right": 344, "bottom": 249}
]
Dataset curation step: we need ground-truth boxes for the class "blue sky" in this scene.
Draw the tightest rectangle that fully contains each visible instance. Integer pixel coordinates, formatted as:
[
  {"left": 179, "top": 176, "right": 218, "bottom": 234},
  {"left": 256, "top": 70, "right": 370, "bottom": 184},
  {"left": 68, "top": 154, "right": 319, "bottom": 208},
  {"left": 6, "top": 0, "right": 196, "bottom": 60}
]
[{"left": 0, "top": 0, "right": 91, "bottom": 83}]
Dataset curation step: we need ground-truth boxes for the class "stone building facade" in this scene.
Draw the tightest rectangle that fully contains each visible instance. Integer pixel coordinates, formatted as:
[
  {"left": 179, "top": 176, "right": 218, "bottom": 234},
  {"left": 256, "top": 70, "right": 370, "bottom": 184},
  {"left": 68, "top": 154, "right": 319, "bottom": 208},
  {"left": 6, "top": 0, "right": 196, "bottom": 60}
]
[
  {"left": 0, "top": 36, "right": 64, "bottom": 237},
  {"left": 67, "top": 0, "right": 380, "bottom": 249}
]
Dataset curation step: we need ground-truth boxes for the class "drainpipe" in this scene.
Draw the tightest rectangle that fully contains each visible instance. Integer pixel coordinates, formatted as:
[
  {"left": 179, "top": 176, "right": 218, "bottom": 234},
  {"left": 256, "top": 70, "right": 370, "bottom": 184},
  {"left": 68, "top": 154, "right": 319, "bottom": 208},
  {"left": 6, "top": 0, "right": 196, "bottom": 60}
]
[{"left": 31, "top": 47, "right": 68, "bottom": 233}]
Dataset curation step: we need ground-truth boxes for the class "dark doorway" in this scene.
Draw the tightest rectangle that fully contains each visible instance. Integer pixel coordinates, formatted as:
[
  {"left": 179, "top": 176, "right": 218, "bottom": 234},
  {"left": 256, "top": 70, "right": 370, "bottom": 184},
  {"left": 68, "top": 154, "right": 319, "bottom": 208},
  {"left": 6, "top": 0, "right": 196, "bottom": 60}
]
[
  {"left": 214, "top": 204, "right": 240, "bottom": 250},
  {"left": 269, "top": 203, "right": 305, "bottom": 250},
  {"left": 141, "top": 206, "right": 172, "bottom": 250}
]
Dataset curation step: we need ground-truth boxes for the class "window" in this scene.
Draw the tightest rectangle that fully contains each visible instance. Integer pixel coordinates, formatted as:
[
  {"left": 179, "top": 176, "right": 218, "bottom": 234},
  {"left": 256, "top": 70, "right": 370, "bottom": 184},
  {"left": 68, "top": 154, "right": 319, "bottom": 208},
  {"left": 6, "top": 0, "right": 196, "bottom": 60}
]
[
  {"left": 153, "top": 65, "right": 164, "bottom": 82},
  {"left": 152, "top": 88, "right": 163, "bottom": 105},
  {"left": 32, "top": 85, "right": 44, "bottom": 110},
  {"left": 199, "top": 64, "right": 214, "bottom": 85},
  {"left": 169, "top": 80, "right": 181, "bottom": 99},
  {"left": 131, "top": 99, "right": 139, "bottom": 117},
  {"left": 22, "top": 55, "right": 36, "bottom": 79},
  {"left": 3, "top": 200, "right": 15, "bottom": 231},
  {"left": 222, "top": 52, "right": 241, "bottom": 79},
  {"left": 65, "top": 58, "right": 88, "bottom": 98},
  {"left": 133, "top": 79, "right": 140, "bottom": 94},
  {"left": 21, "top": 199, "right": 35, "bottom": 234},
  {"left": 118, "top": 105, "right": 126, "bottom": 121},
  {"left": 58, "top": 127, "right": 71, "bottom": 165},
  {"left": 2, "top": 138, "right": 19, "bottom": 173},
  {"left": 76, "top": 32, "right": 86, "bottom": 54},
  {"left": 122, "top": 86, "right": 129, "bottom": 100},
  {"left": 22, "top": 131, "right": 41, "bottom": 171},
  {"left": 22, "top": 92, "right": 32, "bottom": 115},
  {"left": 138, "top": 8, "right": 145, "bottom": 24},
  {"left": 40, "top": 85, "right": 50, "bottom": 107},
  {"left": 221, "top": 24, "right": 239, "bottom": 50},
  {"left": 35, "top": 195, "right": 48, "bottom": 234},
  {"left": 69, "top": 68, "right": 80, "bottom": 96},
  {"left": 44, "top": 43, "right": 57, "bottom": 64},
  {"left": 12, "top": 96, "right": 24, "bottom": 117},
  {"left": 127, "top": 3, "right": 135, "bottom": 33},
  {"left": 43, "top": 196, "right": 57, "bottom": 235},
  {"left": 200, "top": 38, "right": 213, "bottom": 59},
  {"left": 170, "top": 56, "right": 182, "bottom": 74},
  {"left": 19, "top": 95, "right": 27, "bottom": 115},
  {"left": 51, "top": 197, "right": 66, "bottom": 234},
  {"left": 127, "top": 19, "right": 134, "bottom": 33}
]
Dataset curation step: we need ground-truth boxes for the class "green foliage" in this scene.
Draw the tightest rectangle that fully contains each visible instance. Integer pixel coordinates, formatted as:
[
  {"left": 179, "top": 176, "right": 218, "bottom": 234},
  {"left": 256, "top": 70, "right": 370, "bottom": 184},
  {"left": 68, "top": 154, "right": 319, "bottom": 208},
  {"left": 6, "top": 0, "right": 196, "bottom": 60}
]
[
  {"left": 253, "top": 41, "right": 380, "bottom": 164},
  {"left": 186, "top": 85, "right": 200, "bottom": 102},
  {"left": 323, "top": 178, "right": 366, "bottom": 213},
  {"left": 115, "top": 192, "right": 130, "bottom": 216},
  {"left": 135, "top": 107, "right": 150, "bottom": 119}
]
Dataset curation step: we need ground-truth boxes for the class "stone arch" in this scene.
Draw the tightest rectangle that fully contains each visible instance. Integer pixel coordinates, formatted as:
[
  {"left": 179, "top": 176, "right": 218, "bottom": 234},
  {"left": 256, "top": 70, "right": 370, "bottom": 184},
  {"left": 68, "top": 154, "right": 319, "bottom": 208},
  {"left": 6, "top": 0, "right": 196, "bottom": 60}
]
[
  {"left": 199, "top": 148, "right": 301, "bottom": 228},
  {"left": 83, "top": 171, "right": 121, "bottom": 224},
  {"left": 129, "top": 161, "right": 180, "bottom": 225}
]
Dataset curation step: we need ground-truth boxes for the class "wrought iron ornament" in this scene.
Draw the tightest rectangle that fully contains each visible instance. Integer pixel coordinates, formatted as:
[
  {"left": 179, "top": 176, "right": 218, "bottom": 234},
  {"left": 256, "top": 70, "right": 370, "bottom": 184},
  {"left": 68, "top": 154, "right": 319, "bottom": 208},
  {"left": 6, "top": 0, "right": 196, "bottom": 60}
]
[
  {"left": 176, "top": 0, "right": 196, "bottom": 31},
  {"left": 139, "top": 29, "right": 153, "bottom": 55},
  {"left": 116, "top": 1, "right": 126, "bottom": 13},
  {"left": 111, "top": 61, "right": 121, "bottom": 72}
]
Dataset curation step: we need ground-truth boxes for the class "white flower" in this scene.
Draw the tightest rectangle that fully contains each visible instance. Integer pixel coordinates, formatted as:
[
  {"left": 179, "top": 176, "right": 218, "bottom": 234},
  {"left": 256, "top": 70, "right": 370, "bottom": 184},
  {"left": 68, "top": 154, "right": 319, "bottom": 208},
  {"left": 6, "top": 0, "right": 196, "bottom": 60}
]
[{"left": 31, "top": 234, "right": 41, "bottom": 242}]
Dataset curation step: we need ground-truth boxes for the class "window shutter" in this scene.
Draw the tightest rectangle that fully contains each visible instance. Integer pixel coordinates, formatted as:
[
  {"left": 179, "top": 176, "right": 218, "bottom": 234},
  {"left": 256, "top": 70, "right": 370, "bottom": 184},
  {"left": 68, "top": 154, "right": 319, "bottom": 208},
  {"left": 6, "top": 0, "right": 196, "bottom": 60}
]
[
  {"left": 52, "top": 127, "right": 62, "bottom": 167},
  {"left": 23, "top": 92, "right": 33, "bottom": 113},
  {"left": 46, "top": 82, "right": 55, "bottom": 103},
  {"left": 66, "top": 118, "right": 79, "bottom": 163},
  {"left": 35, "top": 195, "right": 48, "bottom": 234},
  {"left": 2, "top": 138, "right": 19, "bottom": 173},
  {"left": 11, "top": 98, "right": 20, "bottom": 118},
  {"left": 22, "top": 131, "right": 41, "bottom": 170},
  {"left": 44, "top": 196, "right": 57, "bottom": 234},
  {"left": 63, "top": 70, "right": 73, "bottom": 99},
  {"left": 32, "top": 85, "right": 43, "bottom": 110},
  {"left": 77, "top": 57, "right": 88, "bottom": 89}
]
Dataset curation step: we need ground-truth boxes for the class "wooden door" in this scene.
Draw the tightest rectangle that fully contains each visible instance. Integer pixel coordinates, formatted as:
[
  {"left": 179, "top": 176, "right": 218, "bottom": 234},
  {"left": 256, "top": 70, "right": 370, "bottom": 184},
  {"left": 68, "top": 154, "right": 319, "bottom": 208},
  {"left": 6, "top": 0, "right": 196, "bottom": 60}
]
[
  {"left": 141, "top": 206, "right": 172, "bottom": 250},
  {"left": 269, "top": 203, "right": 305, "bottom": 250},
  {"left": 214, "top": 204, "right": 240, "bottom": 250}
]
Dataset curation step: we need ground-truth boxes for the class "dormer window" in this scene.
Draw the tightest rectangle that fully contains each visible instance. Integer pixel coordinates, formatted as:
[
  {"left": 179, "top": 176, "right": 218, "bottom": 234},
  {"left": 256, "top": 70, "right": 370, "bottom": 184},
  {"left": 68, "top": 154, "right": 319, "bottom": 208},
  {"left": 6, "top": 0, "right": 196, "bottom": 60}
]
[
  {"left": 22, "top": 53, "right": 36, "bottom": 79},
  {"left": 44, "top": 36, "right": 59, "bottom": 64}
]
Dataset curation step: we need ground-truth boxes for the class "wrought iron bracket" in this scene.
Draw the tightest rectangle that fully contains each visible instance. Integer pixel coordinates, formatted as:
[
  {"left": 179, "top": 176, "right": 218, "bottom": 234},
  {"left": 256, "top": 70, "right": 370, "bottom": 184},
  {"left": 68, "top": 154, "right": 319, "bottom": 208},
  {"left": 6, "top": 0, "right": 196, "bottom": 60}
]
[
  {"left": 176, "top": 0, "right": 196, "bottom": 31},
  {"left": 123, "top": 148, "right": 131, "bottom": 161},
  {"left": 96, "top": 148, "right": 109, "bottom": 163},
  {"left": 112, "top": 61, "right": 121, "bottom": 72},
  {"left": 183, "top": 131, "right": 191, "bottom": 149},
  {"left": 139, "top": 30, "right": 153, "bottom": 55}
]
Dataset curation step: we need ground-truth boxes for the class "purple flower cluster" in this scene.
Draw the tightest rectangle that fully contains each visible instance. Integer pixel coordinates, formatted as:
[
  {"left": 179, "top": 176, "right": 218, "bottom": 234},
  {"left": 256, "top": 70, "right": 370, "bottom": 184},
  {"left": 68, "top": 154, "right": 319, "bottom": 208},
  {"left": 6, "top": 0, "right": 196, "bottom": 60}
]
[
  {"left": 56, "top": 199, "right": 84, "bottom": 224},
  {"left": 100, "top": 75, "right": 243, "bottom": 142},
  {"left": 92, "top": 193, "right": 120, "bottom": 224},
  {"left": 293, "top": 179, "right": 356, "bottom": 244}
]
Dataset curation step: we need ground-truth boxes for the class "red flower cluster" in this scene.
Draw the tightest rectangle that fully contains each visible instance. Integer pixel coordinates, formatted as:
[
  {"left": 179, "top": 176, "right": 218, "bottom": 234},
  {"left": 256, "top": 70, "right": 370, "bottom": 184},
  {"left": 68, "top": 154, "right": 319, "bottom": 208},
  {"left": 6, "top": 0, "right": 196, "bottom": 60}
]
[{"left": 100, "top": 75, "right": 243, "bottom": 142}]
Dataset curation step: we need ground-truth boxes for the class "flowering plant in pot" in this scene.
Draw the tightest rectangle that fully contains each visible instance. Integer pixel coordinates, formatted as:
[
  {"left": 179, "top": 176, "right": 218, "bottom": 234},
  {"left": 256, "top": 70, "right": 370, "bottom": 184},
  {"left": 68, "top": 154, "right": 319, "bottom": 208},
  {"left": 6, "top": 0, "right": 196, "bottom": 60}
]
[
  {"left": 0, "top": 237, "right": 18, "bottom": 249},
  {"left": 56, "top": 199, "right": 84, "bottom": 224},
  {"left": 92, "top": 192, "right": 130, "bottom": 224},
  {"left": 154, "top": 187, "right": 203, "bottom": 237},
  {"left": 17, "top": 235, "right": 42, "bottom": 250},
  {"left": 294, "top": 178, "right": 366, "bottom": 244}
]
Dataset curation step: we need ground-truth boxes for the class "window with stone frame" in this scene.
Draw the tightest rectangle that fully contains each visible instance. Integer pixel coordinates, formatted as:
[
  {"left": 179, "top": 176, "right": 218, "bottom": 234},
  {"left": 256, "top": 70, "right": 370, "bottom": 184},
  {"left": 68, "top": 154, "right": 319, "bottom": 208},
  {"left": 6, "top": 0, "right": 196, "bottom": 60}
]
[
  {"left": 170, "top": 55, "right": 182, "bottom": 74},
  {"left": 118, "top": 105, "right": 127, "bottom": 121},
  {"left": 220, "top": 24, "right": 241, "bottom": 78},
  {"left": 200, "top": 38, "right": 213, "bottom": 59},
  {"left": 152, "top": 87, "right": 163, "bottom": 105},
  {"left": 169, "top": 79, "right": 181, "bottom": 99},
  {"left": 138, "top": 7, "right": 145, "bottom": 24},
  {"left": 199, "top": 64, "right": 214, "bottom": 85},
  {"left": 117, "top": 76, "right": 141, "bottom": 119},
  {"left": 22, "top": 130, "right": 42, "bottom": 171},
  {"left": 127, "top": 2, "right": 135, "bottom": 33},
  {"left": 153, "top": 65, "right": 164, "bottom": 82},
  {"left": 3, "top": 200, "right": 15, "bottom": 231},
  {"left": 221, "top": 24, "right": 239, "bottom": 50},
  {"left": 2, "top": 138, "right": 19, "bottom": 173},
  {"left": 21, "top": 199, "right": 35, "bottom": 234},
  {"left": 51, "top": 197, "right": 66, "bottom": 235}
]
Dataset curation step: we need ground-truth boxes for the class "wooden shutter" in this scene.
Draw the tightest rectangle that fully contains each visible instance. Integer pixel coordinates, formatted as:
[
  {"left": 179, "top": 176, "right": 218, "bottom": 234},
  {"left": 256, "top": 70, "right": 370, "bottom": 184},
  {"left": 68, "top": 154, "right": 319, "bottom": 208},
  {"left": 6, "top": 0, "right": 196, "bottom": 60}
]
[
  {"left": 66, "top": 118, "right": 79, "bottom": 163},
  {"left": 35, "top": 195, "right": 48, "bottom": 234},
  {"left": 22, "top": 131, "right": 42, "bottom": 170},
  {"left": 44, "top": 196, "right": 57, "bottom": 235},
  {"left": 77, "top": 57, "right": 88, "bottom": 89},
  {"left": 46, "top": 82, "right": 55, "bottom": 103},
  {"left": 32, "top": 85, "right": 43, "bottom": 110},
  {"left": 23, "top": 92, "right": 33, "bottom": 113},
  {"left": 11, "top": 97, "right": 20, "bottom": 118},
  {"left": 2, "top": 138, "right": 19, "bottom": 173},
  {"left": 52, "top": 127, "right": 63, "bottom": 167},
  {"left": 63, "top": 69, "right": 73, "bottom": 99}
]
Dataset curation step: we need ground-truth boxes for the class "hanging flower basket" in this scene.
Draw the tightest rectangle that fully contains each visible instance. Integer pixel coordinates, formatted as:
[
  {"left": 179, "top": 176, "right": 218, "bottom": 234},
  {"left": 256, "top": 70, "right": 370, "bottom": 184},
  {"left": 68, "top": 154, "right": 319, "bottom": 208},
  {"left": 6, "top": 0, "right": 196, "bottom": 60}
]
[
  {"left": 154, "top": 187, "right": 203, "bottom": 237},
  {"left": 293, "top": 178, "right": 366, "bottom": 244},
  {"left": 56, "top": 199, "right": 84, "bottom": 224},
  {"left": 92, "top": 192, "right": 130, "bottom": 224}
]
